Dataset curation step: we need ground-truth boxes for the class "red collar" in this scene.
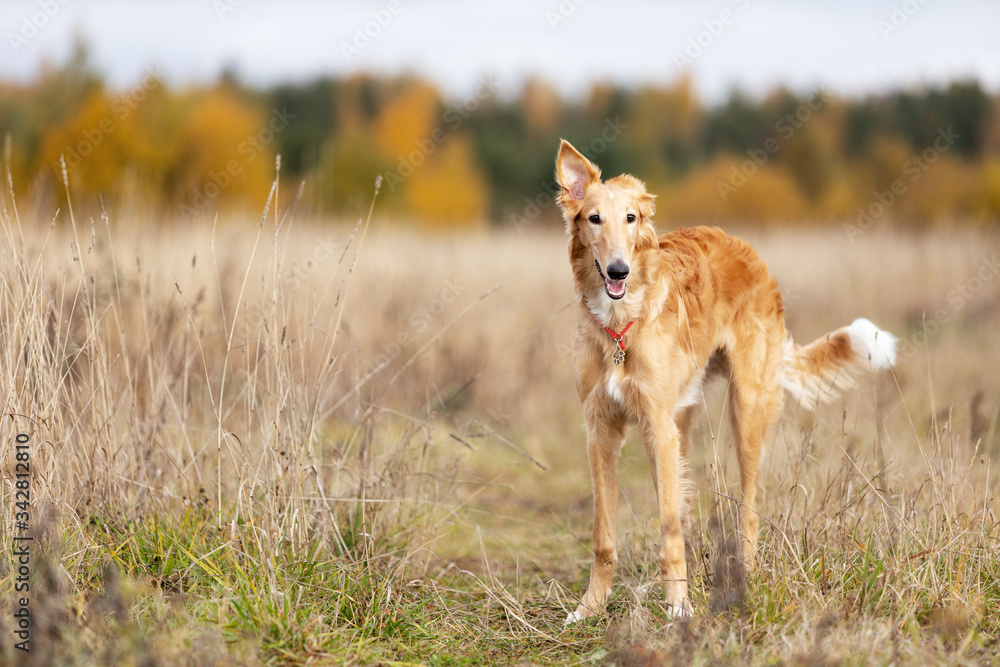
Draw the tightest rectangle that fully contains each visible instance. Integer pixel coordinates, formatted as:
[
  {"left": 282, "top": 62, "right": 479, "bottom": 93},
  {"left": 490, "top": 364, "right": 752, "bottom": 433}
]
[{"left": 593, "top": 316, "right": 634, "bottom": 351}]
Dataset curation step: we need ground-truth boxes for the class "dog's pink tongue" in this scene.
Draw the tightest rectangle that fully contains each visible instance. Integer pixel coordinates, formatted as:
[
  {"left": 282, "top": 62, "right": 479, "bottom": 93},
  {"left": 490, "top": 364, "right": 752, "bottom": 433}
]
[{"left": 606, "top": 279, "right": 626, "bottom": 297}]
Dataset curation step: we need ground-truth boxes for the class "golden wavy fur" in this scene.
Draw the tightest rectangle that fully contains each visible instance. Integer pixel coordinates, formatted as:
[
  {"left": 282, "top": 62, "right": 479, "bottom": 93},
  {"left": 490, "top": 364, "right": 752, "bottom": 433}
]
[{"left": 556, "top": 139, "right": 897, "bottom": 622}]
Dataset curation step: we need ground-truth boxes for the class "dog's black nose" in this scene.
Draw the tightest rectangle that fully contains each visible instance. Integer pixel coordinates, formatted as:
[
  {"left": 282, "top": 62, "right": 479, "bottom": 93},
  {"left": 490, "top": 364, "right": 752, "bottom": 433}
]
[{"left": 606, "top": 261, "right": 629, "bottom": 281}]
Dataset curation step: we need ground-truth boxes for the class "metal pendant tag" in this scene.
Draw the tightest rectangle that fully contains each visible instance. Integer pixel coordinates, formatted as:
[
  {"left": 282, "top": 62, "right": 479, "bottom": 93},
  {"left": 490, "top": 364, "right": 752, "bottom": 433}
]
[{"left": 613, "top": 348, "right": 625, "bottom": 366}]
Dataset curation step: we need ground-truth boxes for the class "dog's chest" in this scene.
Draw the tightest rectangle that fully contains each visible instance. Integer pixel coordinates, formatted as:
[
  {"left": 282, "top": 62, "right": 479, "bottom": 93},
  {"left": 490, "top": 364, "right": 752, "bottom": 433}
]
[
  {"left": 605, "top": 367, "right": 628, "bottom": 404},
  {"left": 602, "top": 355, "right": 705, "bottom": 414},
  {"left": 600, "top": 340, "right": 646, "bottom": 406}
]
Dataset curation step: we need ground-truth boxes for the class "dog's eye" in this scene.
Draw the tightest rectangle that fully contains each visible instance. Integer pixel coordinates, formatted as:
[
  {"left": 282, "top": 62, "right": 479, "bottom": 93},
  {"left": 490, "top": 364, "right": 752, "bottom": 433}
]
[
  {"left": 626, "top": 214, "right": 636, "bottom": 223},
  {"left": 588, "top": 214, "right": 601, "bottom": 224}
]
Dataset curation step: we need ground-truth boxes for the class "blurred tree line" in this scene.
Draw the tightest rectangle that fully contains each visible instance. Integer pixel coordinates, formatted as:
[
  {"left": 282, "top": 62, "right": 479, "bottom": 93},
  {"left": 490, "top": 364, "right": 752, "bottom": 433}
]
[{"left": 2, "top": 43, "right": 998, "bottom": 228}]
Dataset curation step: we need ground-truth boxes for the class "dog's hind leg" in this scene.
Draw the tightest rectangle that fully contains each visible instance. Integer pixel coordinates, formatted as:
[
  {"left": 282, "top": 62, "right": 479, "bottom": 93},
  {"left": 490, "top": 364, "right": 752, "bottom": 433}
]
[
  {"left": 567, "top": 407, "right": 627, "bottom": 624},
  {"left": 728, "top": 336, "right": 784, "bottom": 570}
]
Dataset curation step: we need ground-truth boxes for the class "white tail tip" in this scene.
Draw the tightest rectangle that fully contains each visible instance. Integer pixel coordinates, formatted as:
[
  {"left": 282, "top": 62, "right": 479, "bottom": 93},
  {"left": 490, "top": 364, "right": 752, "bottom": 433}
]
[{"left": 847, "top": 318, "right": 897, "bottom": 369}]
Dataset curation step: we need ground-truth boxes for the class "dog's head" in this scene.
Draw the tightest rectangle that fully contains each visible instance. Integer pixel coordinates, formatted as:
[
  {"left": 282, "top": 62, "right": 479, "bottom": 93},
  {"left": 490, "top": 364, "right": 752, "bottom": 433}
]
[{"left": 555, "top": 139, "right": 657, "bottom": 300}]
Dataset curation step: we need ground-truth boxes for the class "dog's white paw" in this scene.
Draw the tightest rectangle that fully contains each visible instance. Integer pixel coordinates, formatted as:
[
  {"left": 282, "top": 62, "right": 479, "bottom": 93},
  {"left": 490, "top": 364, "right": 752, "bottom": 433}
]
[
  {"left": 566, "top": 587, "right": 611, "bottom": 625},
  {"left": 666, "top": 602, "right": 692, "bottom": 620}
]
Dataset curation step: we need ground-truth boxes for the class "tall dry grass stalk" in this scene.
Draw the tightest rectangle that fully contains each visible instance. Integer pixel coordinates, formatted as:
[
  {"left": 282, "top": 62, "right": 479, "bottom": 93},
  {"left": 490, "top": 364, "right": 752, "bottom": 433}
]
[{"left": 0, "top": 146, "right": 490, "bottom": 662}]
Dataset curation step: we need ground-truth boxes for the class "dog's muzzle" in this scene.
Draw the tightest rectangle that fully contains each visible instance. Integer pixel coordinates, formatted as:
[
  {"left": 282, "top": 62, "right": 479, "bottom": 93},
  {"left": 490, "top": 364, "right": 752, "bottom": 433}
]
[{"left": 595, "top": 258, "right": 628, "bottom": 300}]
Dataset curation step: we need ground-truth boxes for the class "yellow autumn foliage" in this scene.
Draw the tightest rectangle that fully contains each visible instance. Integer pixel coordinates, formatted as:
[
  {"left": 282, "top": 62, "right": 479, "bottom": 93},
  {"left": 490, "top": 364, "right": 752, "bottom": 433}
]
[
  {"left": 173, "top": 88, "right": 276, "bottom": 214},
  {"left": 815, "top": 175, "right": 861, "bottom": 221},
  {"left": 663, "top": 156, "right": 809, "bottom": 225},
  {"left": 316, "top": 129, "right": 386, "bottom": 212},
  {"left": 374, "top": 81, "right": 440, "bottom": 161},
  {"left": 521, "top": 78, "right": 562, "bottom": 136},
  {"left": 864, "top": 135, "right": 913, "bottom": 193},
  {"left": 973, "top": 159, "right": 1000, "bottom": 222},
  {"left": 631, "top": 76, "right": 700, "bottom": 149},
  {"left": 37, "top": 86, "right": 173, "bottom": 201},
  {"left": 403, "top": 135, "right": 487, "bottom": 227},
  {"left": 902, "top": 155, "right": 978, "bottom": 224},
  {"left": 9, "top": 65, "right": 996, "bottom": 227}
]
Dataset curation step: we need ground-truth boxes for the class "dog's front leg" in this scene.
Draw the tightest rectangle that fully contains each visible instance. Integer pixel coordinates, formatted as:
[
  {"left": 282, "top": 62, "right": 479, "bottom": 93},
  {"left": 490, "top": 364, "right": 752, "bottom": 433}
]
[
  {"left": 567, "top": 406, "right": 626, "bottom": 624},
  {"left": 641, "top": 412, "right": 691, "bottom": 617}
]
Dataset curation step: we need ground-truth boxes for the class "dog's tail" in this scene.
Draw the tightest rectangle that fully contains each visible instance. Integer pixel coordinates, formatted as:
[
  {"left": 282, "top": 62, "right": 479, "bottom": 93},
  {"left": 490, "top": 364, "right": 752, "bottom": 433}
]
[{"left": 780, "top": 318, "right": 897, "bottom": 411}]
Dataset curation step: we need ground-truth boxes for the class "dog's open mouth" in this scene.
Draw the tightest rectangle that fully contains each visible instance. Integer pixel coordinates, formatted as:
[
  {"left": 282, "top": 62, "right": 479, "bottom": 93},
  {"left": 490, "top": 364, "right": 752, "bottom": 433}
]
[{"left": 595, "top": 259, "right": 626, "bottom": 300}]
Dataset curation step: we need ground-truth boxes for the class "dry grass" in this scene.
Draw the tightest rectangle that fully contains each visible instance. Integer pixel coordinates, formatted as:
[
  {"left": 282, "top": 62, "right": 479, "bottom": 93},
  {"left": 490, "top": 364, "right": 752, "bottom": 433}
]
[{"left": 1, "top": 163, "right": 999, "bottom": 665}]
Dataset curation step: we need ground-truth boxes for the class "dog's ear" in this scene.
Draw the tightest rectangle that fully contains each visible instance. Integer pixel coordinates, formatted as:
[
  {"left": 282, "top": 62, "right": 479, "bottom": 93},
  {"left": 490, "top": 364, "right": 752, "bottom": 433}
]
[
  {"left": 556, "top": 140, "right": 600, "bottom": 209},
  {"left": 608, "top": 174, "right": 656, "bottom": 219}
]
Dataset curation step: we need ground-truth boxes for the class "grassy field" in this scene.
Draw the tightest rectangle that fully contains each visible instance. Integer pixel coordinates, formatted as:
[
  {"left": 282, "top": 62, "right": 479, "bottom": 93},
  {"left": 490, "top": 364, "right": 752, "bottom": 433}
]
[{"left": 1, "top": 176, "right": 999, "bottom": 665}]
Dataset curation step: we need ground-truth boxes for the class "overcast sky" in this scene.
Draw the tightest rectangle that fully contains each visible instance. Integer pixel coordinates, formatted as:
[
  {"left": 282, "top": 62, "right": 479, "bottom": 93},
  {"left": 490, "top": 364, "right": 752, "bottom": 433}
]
[{"left": 3, "top": 0, "right": 998, "bottom": 103}]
